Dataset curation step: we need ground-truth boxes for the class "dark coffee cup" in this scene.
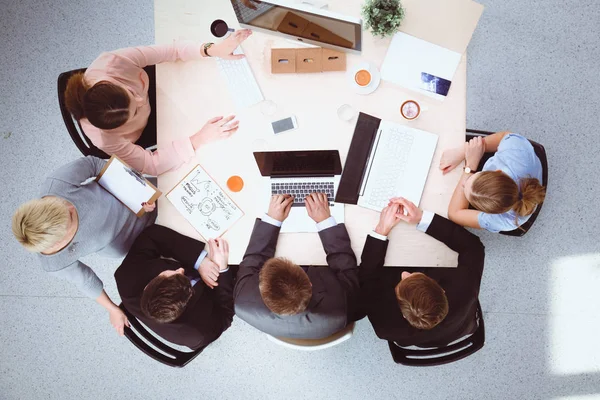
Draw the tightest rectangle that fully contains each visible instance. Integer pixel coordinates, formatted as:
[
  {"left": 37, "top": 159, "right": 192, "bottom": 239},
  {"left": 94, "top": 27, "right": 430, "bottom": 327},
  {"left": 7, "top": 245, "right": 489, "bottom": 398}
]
[{"left": 210, "top": 19, "right": 230, "bottom": 38}]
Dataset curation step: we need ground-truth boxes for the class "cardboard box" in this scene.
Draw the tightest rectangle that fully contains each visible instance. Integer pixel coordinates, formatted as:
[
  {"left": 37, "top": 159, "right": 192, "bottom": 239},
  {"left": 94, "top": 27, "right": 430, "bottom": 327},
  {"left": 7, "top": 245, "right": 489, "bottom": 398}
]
[
  {"left": 321, "top": 48, "right": 346, "bottom": 72},
  {"left": 271, "top": 48, "right": 297, "bottom": 74},
  {"left": 271, "top": 48, "right": 346, "bottom": 74},
  {"left": 295, "top": 48, "right": 323, "bottom": 73}
]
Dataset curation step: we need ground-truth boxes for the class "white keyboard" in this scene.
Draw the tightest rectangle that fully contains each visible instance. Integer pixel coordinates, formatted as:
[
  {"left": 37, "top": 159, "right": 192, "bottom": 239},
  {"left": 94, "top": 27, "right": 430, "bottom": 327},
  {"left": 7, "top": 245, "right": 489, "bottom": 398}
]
[
  {"left": 364, "top": 128, "right": 415, "bottom": 210},
  {"left": 216, "top": 47, "right": 264, "bottom": 110}
]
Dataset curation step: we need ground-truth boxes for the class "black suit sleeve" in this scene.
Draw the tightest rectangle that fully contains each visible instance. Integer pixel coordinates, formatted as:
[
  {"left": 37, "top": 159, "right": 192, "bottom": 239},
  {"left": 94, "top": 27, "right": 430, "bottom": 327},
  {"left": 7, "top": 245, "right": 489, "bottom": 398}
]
[
  {"left": 319, "top": 224, "right": 359, "bottom": 320},
  {"left": 425, "top": 214, "right": 485, "bottom": 295},
  {"left": 123, "top": 224, "right": 206, "bottom": 273},
  {"left": 115, "top": 225, "right": 206, "bottom": 298},
  {"left": 319, "top": 224, "right": 359, "bottom": 294},
  {"left": 355, "top": 235, "right": 389, "bottom": 320},
  {"left": 211, "top": 269, "right": 235, "bottom": 332},
  {"left": 234, "top": 219, "right": 280, "bottom": 299}
]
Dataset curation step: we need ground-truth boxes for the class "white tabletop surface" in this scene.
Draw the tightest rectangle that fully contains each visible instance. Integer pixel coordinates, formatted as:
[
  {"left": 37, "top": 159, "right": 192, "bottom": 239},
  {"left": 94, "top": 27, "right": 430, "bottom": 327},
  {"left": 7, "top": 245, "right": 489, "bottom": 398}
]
[{"left": 154, "top": 0, "right": 466, "bottom": 267}]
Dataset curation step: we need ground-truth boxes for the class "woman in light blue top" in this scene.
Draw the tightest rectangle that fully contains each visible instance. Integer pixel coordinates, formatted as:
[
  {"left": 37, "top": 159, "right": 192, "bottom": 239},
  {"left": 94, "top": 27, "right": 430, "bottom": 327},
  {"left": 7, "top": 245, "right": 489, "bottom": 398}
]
[{"left": 440, "top": 132, "right": 546, "bottom": 233}]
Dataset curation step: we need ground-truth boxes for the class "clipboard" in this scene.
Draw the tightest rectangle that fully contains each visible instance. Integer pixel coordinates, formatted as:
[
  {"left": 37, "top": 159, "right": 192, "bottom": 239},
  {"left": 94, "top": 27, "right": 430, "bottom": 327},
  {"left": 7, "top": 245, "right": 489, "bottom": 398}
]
[{"left": 95, "top": 155, "right": 162, "bottom": 217}]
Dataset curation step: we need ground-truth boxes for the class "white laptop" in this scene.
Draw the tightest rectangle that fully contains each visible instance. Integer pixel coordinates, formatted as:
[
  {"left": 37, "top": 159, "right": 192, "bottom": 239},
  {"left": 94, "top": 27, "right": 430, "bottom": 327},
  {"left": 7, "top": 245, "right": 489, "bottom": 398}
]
[
  {"left": 335, "top": 113, "right": 438, "bottom": 211},
  {"left": 254, "top": 150, "right": 345, "bottom": 232}
]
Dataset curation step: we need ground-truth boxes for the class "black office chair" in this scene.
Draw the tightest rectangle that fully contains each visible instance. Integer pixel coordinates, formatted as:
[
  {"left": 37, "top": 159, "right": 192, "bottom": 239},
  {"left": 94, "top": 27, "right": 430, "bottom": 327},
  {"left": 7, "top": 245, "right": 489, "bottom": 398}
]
[
  {"left": 466, "top": 129, "right": 548, "bottom": 237},
  {"left": 388, "top": 301, "right": 485, "bottom": 367},
  {"left": 57, "top": 65, "right": 158, "bottom": 159},
  {"left": 119, "top": 303, "right": 203, "bottom": 368}
]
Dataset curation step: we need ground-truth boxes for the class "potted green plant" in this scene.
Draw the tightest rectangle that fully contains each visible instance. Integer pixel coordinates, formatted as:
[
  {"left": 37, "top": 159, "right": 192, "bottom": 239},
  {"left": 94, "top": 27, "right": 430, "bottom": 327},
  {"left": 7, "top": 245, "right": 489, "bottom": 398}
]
[{"left": 362, "top": 0, "right": 405, "bottom": 38}]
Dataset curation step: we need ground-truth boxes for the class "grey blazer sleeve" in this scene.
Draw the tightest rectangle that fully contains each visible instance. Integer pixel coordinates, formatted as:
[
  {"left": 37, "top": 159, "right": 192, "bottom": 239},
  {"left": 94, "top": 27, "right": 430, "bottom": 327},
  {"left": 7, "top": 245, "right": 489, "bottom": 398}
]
[
  {"left": 318, "top": 223, "right": 359, "bottom": 296},
  {"left": 234, "top": 219, "right": 280, "bottom": 299},
  {"left": 47, "top": 260, "right": 103, "bottom": 299},
  {"left": 47, "top": 156, "right": 107, "bottom": 186}
]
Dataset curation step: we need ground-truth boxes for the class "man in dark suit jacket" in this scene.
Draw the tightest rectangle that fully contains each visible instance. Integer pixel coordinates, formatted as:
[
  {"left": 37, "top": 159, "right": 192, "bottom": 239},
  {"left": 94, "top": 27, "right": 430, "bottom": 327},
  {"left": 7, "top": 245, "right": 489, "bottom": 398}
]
[
  {"left": 234, "top": 193, "right": 359, "bottom": 339},
  {"left": 115, "top": 225, "right": 234, "bottom": 350},
  {"left": 359, "top": 197, "right": 485, "bottom": 347}
]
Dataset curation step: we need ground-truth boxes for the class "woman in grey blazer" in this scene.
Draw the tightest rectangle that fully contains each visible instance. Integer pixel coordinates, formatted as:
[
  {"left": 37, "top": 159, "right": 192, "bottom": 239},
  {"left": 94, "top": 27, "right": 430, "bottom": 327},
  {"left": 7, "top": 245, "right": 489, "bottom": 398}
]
[{"left": 11, "top": 156, "right": 156, "bottom": 335}]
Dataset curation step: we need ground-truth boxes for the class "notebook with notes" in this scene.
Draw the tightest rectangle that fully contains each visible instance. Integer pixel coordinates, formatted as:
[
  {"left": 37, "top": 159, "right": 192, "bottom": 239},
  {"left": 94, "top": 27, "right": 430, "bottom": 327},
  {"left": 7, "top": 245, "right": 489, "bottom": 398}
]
[{"left": 166, "top": 165, "right": 244, "bottom": 240}]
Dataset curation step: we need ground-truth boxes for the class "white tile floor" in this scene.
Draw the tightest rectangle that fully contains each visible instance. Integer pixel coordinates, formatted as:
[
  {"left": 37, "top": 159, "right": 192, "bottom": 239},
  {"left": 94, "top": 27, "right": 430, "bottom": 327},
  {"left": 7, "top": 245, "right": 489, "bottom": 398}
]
[{"left": 1, "top": 0, "right": 599, "bottom": 399}]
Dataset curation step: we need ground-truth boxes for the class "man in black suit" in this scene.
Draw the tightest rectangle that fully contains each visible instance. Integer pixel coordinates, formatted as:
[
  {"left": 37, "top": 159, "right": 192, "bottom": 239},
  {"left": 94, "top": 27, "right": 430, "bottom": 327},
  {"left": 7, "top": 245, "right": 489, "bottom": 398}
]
[
  {"left": 115, "top": 225, "right": 234, "bottom": 350},
  {"left": 234, "top": 193, "right": 359, "bottom": 339},
  {"left": 359, "top": 197, "right": 485, "bottom": 347}
]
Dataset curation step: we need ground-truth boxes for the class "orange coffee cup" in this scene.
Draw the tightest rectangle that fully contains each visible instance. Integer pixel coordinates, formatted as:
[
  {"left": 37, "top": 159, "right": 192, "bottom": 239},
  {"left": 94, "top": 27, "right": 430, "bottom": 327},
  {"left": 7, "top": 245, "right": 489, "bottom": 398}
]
[
  {"left": 355, "top": 69, "right": 372, "bottom": 87},
  {"left": 227, "top": 175, "right": 244, "bottom": 192}
]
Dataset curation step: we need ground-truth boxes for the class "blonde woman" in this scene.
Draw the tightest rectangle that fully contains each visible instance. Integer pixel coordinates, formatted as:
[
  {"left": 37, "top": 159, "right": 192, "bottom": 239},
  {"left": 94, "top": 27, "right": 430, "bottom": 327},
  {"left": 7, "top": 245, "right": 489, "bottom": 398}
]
[
  {"left": 12, "top": 156, "right": 156, "bottom": 335},
  {"left": 440, "top": 132, "right": 546, "bottom": 232}
]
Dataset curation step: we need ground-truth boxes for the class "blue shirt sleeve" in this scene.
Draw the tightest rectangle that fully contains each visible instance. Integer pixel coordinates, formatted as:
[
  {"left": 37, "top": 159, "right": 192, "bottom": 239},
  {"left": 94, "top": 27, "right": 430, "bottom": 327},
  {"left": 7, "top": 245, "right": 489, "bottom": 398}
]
[{"left": 483, "top": 133, "right": 543, "bottom": 184}]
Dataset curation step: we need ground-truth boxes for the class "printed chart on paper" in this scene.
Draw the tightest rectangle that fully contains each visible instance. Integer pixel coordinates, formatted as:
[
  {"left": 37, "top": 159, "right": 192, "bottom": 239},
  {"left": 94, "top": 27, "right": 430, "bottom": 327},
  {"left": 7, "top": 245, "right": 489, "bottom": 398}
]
[{"left": 166, "top": 165, "right": 244, "bottom": 239}]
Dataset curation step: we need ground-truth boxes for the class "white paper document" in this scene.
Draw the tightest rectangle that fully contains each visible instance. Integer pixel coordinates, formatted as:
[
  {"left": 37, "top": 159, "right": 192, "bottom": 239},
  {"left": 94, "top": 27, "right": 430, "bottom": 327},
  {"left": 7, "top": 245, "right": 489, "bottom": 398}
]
[
  {"left": 381, "top": 32, "right": 462, "bottom": 100},
  {"left": 96, "top": 157, "right": 159, "bottom": 216},
  {"left": 166, "top": 165, "right": 244, "bottom": 240}
]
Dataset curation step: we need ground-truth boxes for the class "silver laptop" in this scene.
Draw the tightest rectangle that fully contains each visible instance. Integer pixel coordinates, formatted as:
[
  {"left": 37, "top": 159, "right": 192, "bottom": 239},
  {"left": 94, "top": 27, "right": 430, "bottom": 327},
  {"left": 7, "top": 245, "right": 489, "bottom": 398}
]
[
  {"left": 357, "top": 120, "right": 438, "bottom": 211},
  {"left": 254, "top": 150, "right": 345, "bottom": 232}
]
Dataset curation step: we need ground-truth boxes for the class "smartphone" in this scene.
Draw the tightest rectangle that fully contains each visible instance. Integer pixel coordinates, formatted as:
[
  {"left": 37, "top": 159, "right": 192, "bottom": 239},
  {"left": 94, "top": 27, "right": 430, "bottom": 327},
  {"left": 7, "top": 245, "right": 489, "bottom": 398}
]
[
  {"left": 271, "top": 116, "right": 298, "bottom": 135},
  {"left": 420, "top": 72, "right": 452, "bottom": 96}
]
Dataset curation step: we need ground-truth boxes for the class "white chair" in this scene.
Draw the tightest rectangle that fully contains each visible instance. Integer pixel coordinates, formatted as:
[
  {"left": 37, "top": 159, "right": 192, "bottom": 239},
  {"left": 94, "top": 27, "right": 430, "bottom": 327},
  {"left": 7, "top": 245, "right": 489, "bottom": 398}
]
[{"left": 266, "top": 323, "right": 355, "bottom": 351}]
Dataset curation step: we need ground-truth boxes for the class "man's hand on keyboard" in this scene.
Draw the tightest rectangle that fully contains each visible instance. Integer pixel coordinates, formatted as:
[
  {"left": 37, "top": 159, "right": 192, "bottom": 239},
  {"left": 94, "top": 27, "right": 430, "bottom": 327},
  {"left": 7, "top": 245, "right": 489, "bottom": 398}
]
[
  {"left": 207, "top": 29, "right": 252, "bottom": 60},
  {"left": 191, "top": 115, "right": 239, "bottom": 149},
  {"left": 267, "top": 194, "right": 294, "bottom": 222},
  {"left": 305, "top": 193, "right": 331, "bottom": 223}
]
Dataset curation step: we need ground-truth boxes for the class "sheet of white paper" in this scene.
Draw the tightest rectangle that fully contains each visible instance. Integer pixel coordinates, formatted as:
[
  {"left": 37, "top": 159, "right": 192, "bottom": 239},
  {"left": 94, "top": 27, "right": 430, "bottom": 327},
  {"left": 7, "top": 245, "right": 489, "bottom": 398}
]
[
  {"left": 166, "top": 165, "right": 244, "bottom": 240},
  {"left": 381, "top": 32, "right": 462, "bottom": 100},
  {"left": 97, "top": 158, "right": 157, "bottom": 214}
]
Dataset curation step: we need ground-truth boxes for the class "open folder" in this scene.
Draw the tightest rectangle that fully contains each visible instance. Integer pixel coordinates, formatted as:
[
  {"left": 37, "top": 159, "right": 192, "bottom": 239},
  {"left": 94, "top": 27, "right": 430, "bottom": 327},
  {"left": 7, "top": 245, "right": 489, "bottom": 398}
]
[
  {"left": 95, "top": 156, "right": 161, "bottom": 217},
  {"left": 381, "top": 0, "right": 484, "bottom": 99}
]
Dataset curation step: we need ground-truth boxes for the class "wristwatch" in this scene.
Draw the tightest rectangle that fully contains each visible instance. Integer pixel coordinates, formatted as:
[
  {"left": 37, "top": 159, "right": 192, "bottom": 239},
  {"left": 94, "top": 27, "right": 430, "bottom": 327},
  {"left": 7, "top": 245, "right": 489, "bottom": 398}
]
[
  {"left": 203, "top": 42, "right": 214, "bottom": 57},
  {"left": 464, "top": 166, "right": 475, "bottom": 174}
]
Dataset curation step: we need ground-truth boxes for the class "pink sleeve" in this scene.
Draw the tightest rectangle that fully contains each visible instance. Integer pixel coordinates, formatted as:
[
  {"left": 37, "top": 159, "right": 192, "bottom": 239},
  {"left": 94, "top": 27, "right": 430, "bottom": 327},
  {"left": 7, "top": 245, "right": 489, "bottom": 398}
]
[
  {"left": 99, "top": 137, "right": 196, "bottom": 176},
  {"left": 109, "top": 41, "right": 205, "bottom": 68}
]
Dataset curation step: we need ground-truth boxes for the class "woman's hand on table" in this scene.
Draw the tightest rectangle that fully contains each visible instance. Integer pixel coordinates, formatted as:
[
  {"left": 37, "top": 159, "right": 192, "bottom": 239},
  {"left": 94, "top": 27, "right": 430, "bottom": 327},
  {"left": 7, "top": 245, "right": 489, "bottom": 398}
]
[
  {"left": 439, "top": 144, "right": 466, "bottom": 175},
  {"left": 207, "top": 29, "right": 253, "bottom": 60},
  {"left": 191, "top": 115, "right": 239, "bottom": 149}
]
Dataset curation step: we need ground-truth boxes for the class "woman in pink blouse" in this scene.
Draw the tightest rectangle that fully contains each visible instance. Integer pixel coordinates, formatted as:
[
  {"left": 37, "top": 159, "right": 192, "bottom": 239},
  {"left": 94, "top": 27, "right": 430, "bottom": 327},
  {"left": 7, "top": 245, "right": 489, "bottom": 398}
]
[{"left": 64, "top": 29, "right": 252, "bottom": 176}]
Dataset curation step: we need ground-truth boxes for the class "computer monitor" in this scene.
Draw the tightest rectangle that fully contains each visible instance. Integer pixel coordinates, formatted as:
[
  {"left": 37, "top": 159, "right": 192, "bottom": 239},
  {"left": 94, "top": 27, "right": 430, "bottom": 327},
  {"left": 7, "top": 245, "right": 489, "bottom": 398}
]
[{"left": 230, "top": 0, "right": 362, "bottom": 54}]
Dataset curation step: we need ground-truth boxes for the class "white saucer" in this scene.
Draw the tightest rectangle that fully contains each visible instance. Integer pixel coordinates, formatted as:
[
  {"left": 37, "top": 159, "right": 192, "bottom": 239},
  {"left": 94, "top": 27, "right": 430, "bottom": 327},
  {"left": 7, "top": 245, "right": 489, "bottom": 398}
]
[{"left": 348, "top": 62, "right": 381, "bottom": 95}]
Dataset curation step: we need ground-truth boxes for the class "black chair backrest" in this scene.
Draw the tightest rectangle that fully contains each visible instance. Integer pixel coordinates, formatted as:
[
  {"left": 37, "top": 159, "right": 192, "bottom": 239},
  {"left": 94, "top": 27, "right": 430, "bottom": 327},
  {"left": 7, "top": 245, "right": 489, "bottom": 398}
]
[
  {"left": 466, "top": 129, "right": 548, "bottom": 236},
  {"left": 388, "top": 301, "right": 485, "bottom": 366},
  {"left": 119, "top": 304, "right": 203, "bottom": 368},
  {"left": 57, "top": 66, "right": 157, "bottom": 159},
  {"left": 57, "top": 68, "right": 110, "bottom": 158}
]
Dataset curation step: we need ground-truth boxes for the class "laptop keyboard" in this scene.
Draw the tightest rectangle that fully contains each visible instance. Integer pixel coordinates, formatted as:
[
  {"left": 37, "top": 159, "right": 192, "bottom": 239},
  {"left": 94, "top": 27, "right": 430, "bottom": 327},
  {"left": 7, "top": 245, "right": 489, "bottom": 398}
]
[
  {"left": 271, "top": 181, "right": 335, "bottom": 207},
  {"left": 365, "top": 128, "right": 415, "bottom": 210}
]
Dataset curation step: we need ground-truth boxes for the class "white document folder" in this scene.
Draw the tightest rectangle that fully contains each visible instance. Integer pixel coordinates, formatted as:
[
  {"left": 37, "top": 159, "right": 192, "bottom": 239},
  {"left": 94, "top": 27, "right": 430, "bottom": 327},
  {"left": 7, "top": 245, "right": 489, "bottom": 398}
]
[{"left": 381, "top": 32, "right": 462, "bottom": 100}]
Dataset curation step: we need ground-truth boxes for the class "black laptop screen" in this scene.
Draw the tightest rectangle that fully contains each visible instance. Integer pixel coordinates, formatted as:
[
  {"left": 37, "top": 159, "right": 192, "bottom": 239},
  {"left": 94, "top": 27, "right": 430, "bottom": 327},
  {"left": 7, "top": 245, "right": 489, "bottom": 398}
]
[{"left": 254, "top": 150, "right": 342, "bottom": 177}]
